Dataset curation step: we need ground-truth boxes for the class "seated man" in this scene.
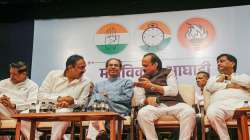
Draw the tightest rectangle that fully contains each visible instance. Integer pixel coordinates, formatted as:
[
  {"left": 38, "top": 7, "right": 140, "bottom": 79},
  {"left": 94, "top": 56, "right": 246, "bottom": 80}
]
[
  {"left": 195, "top": 71, "right": 209, "bottom": 139},
  {"left": 86, "top": 58, "right": 133, "bottom": 140},
  {"left": 195, "top": 71, "right": 209, "bottom": 109},
  {"left": 134, "top": 53, "right": 196, "bottom": 140},
  {"left": 206, "top": 53, "right": 250, "bottom": 140},
  {"left": 38, "top": 54, "right": 91, "bottom": 140},
  {"left": 0, "top": 61, "right": 39, "bottom": 140}
]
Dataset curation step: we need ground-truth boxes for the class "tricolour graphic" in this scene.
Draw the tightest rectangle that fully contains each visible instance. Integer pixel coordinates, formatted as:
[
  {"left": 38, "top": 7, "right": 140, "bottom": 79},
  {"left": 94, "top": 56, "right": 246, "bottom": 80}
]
[
  {"left": 139, "top": 21, "right": 171, "bottom": 52},
  {"left": 95, "top": 23, "right": 129, "bottom": 55},
  {"left": 178, "top": 17, "right": 215, "bottom": 49}
]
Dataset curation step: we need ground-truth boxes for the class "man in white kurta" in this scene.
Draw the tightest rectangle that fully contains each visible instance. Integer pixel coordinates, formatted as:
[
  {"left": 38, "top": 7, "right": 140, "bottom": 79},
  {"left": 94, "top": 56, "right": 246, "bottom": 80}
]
[
  {"left": 0, "top": 61, "right": 39, "bottom": 140},
  {"left": 206, "top": 53, "right": 250, "bottom": 140},
  {"left": 134, "top": 53, "right": 196, "bottom": 140},
  {"left": 195, "top": 71, "right": 209, "bottom": 109},
  {"left": 195, "top": 71, "right": 209, "bottom": 139},
  {"left": 38, "top": 55, "right": 91, "bottom": 140}
]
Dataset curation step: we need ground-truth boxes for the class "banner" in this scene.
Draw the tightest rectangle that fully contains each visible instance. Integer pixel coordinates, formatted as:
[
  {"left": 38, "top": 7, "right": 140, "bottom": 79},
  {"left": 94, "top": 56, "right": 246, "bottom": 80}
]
[{"left": 32, "top": 5, "right": 250, "bottom": 87}]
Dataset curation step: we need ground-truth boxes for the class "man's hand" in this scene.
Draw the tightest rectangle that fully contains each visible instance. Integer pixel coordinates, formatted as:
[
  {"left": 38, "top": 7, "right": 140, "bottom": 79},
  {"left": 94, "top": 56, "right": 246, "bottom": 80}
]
[
  {"left": 217, "top": 74, "right": 231, "bottom": 82},
  {"left": 144, "top": 97, "right": 158, "bottom": 106},
  {"left": 134, "top": 78, "right": 152, "bottom": 90},
  {"left": 56, "top": 101, "right": 71, "bottom": 108},
  {"left": 56, "top": 96, "right": 74, "bottom": 108},
  {"left": 0, "top": 95, "right": 15, "bottom": 109},
  {"left": 0, "top": 95, "right": 9, "bottom": 101},
  {"left": 226, "top": 82, "right": 250, "bottom": 91},
  {"left": 216, "top": 74, "right": 226, "bottom": 82},
  {"left": 226, "top": 83, "right": 241, "bottom": 89}
]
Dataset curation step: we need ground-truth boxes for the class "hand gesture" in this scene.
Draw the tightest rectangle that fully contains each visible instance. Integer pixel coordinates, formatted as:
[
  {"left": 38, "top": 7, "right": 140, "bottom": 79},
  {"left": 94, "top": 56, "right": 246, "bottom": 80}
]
[
  {"left": 0, "top": 95, "right": 15, "bottom": 109},
  {"left": 134, "top": 78, "right": 152, "bottom": 90},
  {"left": 217, "top": 74, "right": 232, "bottom": 82},
  {"left": 56, "top": 96, "right": 74, "bottom": 108},
  {"left": 226, "top": 83, "right": 241, "bottom": 89},
  {"left": 226, "top": 82, "right": 250, "bottom": 91},
  {"left": 216, "top": 74, "right": 226, "bottom": 82}
]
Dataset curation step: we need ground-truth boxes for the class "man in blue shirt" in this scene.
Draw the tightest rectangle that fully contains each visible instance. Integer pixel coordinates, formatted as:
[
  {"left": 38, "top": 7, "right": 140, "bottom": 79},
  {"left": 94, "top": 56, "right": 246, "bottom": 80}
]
[{"left": 86, "top": 58, "right": 133, "bottom": 139}]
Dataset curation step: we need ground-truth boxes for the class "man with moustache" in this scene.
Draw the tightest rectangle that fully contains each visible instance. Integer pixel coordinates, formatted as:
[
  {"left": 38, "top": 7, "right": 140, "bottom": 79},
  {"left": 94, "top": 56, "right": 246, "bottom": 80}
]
[
  {"left": 86, "top": 58, "right": 133, "bottom": 140},
  {"left": 206, "top": 53, "right": 250, "bottom": 140},
  {"left": 195, "top": 71, "right": 210, "bottom": 139},
  {"left": 0, "top": 61, "right": 39, "bottom": 140},
  {"left": 195, "top": 71, "right": 209, "bottom": 107},
  {"left": 134, "top": 53, "right": 196, "bottom": 140},
  {"left": 39, "top": 54, "right": 91, "bottom": 140}
]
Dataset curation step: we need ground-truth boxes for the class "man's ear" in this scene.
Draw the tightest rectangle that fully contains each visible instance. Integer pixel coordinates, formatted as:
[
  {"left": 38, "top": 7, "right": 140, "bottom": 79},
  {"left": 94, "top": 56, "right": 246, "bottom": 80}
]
[
  {"left": 67, "top": 65, "right": 73, "bottom": 70},
  {"left": 23, "top": 71, "right": 27, "bottom": 76},
  {"left": 231, "top": 62, "right": 235, "bottom": 69}
]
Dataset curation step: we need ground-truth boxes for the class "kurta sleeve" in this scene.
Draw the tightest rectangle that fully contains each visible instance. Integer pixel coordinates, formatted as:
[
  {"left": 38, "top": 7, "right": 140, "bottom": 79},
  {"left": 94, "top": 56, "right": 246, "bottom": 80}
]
[
  {"left": 162, "top": 70, "right": 178, "bottom": 96},
  {"left": 205, "top": 76, "right": 227, "bottom": 94},
  {"left": 38, "top": 71, "right": 61, "bottom": 101}
]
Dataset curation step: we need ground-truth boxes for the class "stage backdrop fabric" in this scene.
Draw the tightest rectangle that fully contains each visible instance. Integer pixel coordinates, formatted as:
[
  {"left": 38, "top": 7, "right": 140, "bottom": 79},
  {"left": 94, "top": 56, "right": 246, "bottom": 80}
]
[{"left": 32, "top": 5, "right": 250, "bottom": 86}]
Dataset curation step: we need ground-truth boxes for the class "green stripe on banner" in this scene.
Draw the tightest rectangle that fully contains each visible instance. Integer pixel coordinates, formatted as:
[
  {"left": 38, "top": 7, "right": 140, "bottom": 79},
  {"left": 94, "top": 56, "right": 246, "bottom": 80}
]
[{"left": 96, "top": 44, "right": 127, "bottom": 54}]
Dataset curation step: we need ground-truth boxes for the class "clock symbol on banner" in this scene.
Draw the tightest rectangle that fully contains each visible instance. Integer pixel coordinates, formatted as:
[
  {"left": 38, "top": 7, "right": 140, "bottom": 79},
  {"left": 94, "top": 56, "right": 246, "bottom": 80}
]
[
  {"left": 142, "top": 23, "right": 164, "bottom": 47},
  {"left": 139, "top": 20, "right": 171, "bottom": 52}
]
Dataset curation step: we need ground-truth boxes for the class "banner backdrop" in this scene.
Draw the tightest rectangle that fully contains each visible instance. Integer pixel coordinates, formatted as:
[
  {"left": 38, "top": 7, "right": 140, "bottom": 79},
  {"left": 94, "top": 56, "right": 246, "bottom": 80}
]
[{"left": 32, "top": 5, "right": 250, "bottom": 86}]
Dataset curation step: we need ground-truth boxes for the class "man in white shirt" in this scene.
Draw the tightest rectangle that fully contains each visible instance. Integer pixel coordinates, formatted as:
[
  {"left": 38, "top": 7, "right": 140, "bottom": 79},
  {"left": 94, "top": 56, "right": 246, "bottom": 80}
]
[
  {"left": 39, "top": 54, "right": 91, "bottom": 140},
  {"left": 195, "top": 71, "right": 209, "bottom": 140},
  {"left": 195, "top": 71, "right": 209, "bottom": 112},
  {"left": 134, "top": 53, "right": 196, "bottom": 140},
  {"left": 206, "top": 53, "right": 250, "bottom": 140},
  {"left": 0, "top": 61, "right": 39, "bottom": 140}
]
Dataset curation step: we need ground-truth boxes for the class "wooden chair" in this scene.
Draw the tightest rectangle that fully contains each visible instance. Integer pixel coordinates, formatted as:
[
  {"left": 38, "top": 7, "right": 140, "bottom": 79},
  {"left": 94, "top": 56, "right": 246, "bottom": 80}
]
[
  {"left": 136, "top": 84, "right": 196, "bottom": 140},
  {"left": 0, "top": 119, "right": 78, "bottom": 140},
  {"left": 0, "top": 119, "right": 54, "bottom": 139},
  {"left": 201, "top": 90, "right": 250, "bottom": 140},
  {"left": 0, "top": 119, "right": 16, "bottom": 136}
]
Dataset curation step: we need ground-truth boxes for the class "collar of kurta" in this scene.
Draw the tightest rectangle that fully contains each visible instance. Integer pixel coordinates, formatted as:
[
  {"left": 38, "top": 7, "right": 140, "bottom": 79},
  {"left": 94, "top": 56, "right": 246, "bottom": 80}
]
[
  {"left": 216, "top": 72, "right": 236, "bottom": 77},
  {"left": 108, "top": 77, "right": 120, "bottom": 82},
  {"left": 10, "top": 78, "right": 27, "bottom": 86},
  {"left": 60, "top": 74, "right": 85, "bottom": 85}
]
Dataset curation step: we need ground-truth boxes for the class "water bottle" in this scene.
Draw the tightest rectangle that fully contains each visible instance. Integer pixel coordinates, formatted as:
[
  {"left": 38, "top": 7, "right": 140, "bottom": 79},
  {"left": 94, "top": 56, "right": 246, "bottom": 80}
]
[
  {"left": 29, "top": 103, "right": 36, "bottom": 113},
  {"left": 96, "top": 101, "right": 101, "bottom": 112},
  {"left": 93, "top": 101, "right": 98, "bottom": 112},
  {"left": 100, "top": 101, "right": 106, "bottom": 112},
  {"left": 104, "top": 103, "right": 109, "bottom": 112},
  {"left": 40, "top": 101, "right": 48, "bottom": 113},
  {"left": 242, "top": 100, "right": 250, "bottom": 108},
  {"left": 48, "top": 102, "right": 56, "bottom": 113}
]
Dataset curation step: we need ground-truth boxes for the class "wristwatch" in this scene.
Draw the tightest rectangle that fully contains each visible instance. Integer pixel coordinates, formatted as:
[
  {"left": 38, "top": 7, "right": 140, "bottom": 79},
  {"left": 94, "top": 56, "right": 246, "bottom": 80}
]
[{"left": 150, "top": 86, "right": 156, "bottom": 91}]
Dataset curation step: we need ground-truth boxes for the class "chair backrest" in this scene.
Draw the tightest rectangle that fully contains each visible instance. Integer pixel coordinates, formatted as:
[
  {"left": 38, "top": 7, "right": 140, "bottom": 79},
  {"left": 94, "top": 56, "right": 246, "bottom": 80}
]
[
  {"left": 178, "top": 84, "right": 195, "bottom": 106},
  {"left": 132, "top": 87, "right": 145, "bottom": 107},
  {"left": 131, "top": 94, "right": 137, "bottom": 107}
]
